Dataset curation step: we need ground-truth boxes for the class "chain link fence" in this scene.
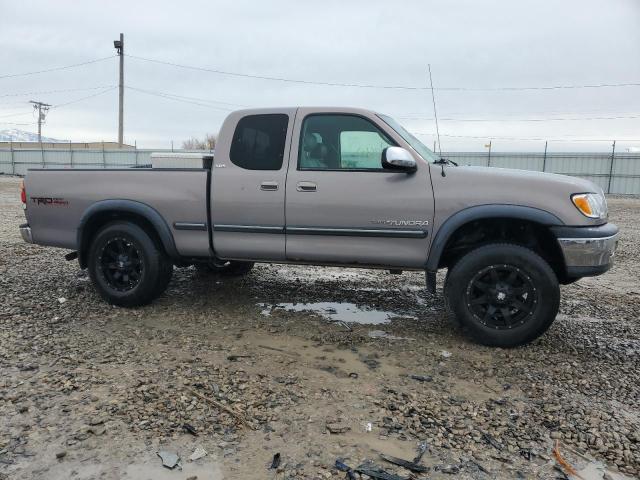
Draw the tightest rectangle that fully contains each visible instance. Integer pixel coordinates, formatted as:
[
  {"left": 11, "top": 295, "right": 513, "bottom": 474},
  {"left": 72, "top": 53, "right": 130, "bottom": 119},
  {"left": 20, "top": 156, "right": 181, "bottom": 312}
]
[{"left": 0, "top": 147, "right": 638, "bottom": 194}]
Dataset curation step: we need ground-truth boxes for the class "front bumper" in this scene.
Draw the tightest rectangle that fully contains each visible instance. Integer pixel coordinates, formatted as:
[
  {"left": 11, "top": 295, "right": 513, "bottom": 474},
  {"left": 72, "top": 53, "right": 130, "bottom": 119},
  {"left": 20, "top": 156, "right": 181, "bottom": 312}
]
[
  {"left": 551, "top": 223, "right": 618, "bottom": 278},
  {"left": 19, "top": 223, "right": 33, "bottom": 243}
]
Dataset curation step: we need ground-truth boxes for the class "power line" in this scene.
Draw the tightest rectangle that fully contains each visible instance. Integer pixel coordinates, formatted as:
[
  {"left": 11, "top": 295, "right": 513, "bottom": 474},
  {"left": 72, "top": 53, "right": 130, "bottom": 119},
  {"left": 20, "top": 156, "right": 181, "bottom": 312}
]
[
  {"left": 126, "top": 86, "right": 238, "bottom": 111},
  {"left": 127, "top": 53, "right": 640, "bottom": 91},
  {"left": 414, "top": 132, "right": 640, "bottom": 142},
  {"left": 0, "top": 85, "right": 225, "bottom": 120},
  {"left": 398, "top": 114, "right": 640, "bottom": 122},
  {"left": 0, "top": 120, "right": 36, "bottom": 126},
  {"left": 127, "top": 86, "right": 248, "bottom": 108},
  {"left": 126, "top": 54, "right": 425, "bottom": 90},
  {"left": 0, "top": 101, "right": 33, "bottom": 107},
  {"left": 0, "top": 110, "right": 34, "bottom": 119},
  {"left": 0, "top": 85, "right": 115, "bottom": 98},
  {"left": 0, "top": 87, "right": 115, "bottom": 121},
  {"left": 440, "top": 82, "right": 640, "bottom": 92},
  {"left": 1, "top": 49, "right": 636, "bottom": 92},
  {"left": 52, "top": 87, "right": 116, "bottom": 109},
  {"left": 0, "top": 56, "right": 116, "bottom": 80}
]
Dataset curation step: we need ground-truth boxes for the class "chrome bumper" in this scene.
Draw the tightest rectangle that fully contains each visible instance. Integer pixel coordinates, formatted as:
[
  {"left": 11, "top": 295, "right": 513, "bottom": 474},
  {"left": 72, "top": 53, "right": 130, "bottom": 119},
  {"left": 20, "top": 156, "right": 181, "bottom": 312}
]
[
  {"left": 557, "top": 233, "right": 618, "bottom": 268},
  {"left": 19, "top": 224, "right": 33, "bottom": 243}
]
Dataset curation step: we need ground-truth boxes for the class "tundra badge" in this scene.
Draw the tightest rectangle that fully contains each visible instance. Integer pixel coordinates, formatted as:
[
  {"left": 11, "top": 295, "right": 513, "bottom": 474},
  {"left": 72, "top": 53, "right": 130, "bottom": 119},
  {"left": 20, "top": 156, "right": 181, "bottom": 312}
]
[{"left": 371, "top": 219, "right": 429, "bottom": 227}]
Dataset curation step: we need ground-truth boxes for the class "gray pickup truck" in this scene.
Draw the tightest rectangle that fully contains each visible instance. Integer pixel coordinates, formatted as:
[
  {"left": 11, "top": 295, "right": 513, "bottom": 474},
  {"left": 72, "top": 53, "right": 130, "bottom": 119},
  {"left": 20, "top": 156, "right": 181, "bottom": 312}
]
[{"left": 19, "top": 107, "right": 618, "bottom": 347}]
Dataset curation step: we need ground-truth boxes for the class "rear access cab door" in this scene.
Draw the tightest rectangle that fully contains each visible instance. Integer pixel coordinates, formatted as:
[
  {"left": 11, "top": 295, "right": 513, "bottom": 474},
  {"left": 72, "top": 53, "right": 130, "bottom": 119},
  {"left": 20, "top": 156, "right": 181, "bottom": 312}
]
[
  {"left": 211, "top": 108, "right": 295, "bottom": 260},
  {"left": 284, "top": 108, "right": 435, "bottom": 268}
]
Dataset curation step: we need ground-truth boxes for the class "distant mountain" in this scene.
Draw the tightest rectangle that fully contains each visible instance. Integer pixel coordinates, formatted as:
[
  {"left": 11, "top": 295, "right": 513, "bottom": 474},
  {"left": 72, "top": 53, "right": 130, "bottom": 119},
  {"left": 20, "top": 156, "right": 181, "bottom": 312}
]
[{"left": 0, "top": 129, "right": 66, "bottom": 143}]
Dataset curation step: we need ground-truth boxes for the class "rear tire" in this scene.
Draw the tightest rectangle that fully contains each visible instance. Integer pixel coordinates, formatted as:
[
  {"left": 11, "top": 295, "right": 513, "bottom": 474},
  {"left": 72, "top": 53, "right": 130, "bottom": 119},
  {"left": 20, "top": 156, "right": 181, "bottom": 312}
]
[
  {"left": 445, "top": 243, "right": 559, "bottom": 347},
  {"left": 195, "top": 260, "right": 254, "bottom": 276},
  {"left": 88, "top": 222, "right": 173, "bottom": 307}
]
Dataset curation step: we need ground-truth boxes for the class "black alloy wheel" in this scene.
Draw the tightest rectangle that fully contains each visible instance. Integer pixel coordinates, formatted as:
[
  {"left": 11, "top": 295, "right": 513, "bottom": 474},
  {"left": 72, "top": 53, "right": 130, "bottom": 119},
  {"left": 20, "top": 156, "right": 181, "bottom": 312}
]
[
  {"left": 88, "top": 221, "right": 173, "bottom": 307},
  {"left": 444, "top": 243, "right": 560, "bottom": 347},
  {"left": 465, "top": 264, "right": 538, "bottom": 330},
  {"left": 99, "top": 236, "right": 143, "bottom": 292}
]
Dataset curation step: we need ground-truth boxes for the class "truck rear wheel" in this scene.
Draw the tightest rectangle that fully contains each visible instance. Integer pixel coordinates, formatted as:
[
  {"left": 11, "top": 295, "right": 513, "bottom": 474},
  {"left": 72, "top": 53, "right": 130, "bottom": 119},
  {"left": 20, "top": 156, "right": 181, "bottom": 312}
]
[
  {"left": 195, "top": 260, "right": 254, "bottom": 276},
  {"left": 88, "top": 222, "right": 173, "bottom": 307},
  {"left": 444, "top": 243, "right": 559, "bottom": 347}
]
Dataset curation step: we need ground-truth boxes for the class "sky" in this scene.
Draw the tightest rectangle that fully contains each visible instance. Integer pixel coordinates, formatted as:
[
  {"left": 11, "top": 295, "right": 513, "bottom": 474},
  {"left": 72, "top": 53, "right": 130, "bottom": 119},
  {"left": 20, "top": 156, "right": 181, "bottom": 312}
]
[{"left": 0, "top": 0, "right": 639, "bottom": 152}]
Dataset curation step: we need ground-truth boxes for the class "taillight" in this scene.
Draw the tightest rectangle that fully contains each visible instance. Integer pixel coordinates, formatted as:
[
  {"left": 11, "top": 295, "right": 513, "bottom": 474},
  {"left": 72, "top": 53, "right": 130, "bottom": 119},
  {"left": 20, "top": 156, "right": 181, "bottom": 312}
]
[{"left": 20, "top": 180, "right": 26, "bottom": 204}]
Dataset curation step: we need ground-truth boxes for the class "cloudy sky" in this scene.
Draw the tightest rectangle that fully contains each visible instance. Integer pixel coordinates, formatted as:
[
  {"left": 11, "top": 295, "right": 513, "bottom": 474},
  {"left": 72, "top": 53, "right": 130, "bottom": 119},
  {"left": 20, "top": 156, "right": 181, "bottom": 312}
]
[{"left": 1, "top": 0, "right": 639, "bottom": 151}]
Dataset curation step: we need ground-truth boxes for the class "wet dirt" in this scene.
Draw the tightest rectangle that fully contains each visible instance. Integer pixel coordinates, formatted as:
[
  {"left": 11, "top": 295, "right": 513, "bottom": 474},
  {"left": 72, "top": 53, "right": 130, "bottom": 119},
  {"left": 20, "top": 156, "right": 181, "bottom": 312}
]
[{"left": 1, "top": 176, "right": 638, "bottom": 479}]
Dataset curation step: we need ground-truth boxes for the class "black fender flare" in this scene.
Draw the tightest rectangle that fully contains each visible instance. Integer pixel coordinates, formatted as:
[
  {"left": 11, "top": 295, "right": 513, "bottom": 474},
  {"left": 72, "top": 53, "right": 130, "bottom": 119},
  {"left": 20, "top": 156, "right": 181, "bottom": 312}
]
[
  {"left": 77, "top": 199, "right": 179, "bottom": 268},
  {"left": 425, "top": 204, "right": 564, "bottom": 271}
]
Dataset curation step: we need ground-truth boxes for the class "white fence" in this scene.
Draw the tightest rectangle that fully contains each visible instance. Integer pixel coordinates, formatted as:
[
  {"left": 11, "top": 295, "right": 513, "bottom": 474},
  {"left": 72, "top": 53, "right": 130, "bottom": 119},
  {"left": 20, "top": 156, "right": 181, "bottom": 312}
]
[
  {"left": 1, "top": 148, "right": 639, "bottom": 194},
  {"left": 0, "top": 148, "right": 187, "bottom": 175},
  {"left": 445, "top": 152, "right": 640, "bottom": 194}
]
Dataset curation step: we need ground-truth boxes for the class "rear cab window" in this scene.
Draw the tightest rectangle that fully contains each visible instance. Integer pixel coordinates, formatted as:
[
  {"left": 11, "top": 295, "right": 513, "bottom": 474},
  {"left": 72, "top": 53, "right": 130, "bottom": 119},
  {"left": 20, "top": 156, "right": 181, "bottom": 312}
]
[{"left": 230, "top": 114, "right": 289, "bottom": 170}]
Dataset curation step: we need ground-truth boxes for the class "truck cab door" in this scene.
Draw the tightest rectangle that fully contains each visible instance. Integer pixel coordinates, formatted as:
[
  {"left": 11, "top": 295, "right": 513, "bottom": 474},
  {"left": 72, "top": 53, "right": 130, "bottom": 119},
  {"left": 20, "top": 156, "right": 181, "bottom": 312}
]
[
  {"left": 284, "top": 109, "right": 434, "bottom": 268},
  {"left": 211, "top": 109, "right": 294, "bottom": 261}
]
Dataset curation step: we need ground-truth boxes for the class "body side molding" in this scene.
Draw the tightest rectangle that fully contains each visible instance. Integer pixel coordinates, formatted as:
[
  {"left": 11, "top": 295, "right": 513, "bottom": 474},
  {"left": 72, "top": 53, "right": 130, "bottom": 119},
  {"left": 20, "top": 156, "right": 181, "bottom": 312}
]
[
  {"left": 287, "top": 226, "right": 427, "bottom": 238},
  {"left": 174, "top": 222, "right": 207, "bottom": 231},
  {"left": 213, "top": 225, "right": 427, "bottom": 238},
  {"left": 214, "top": 225, "right": 284, "bottom": 234}
]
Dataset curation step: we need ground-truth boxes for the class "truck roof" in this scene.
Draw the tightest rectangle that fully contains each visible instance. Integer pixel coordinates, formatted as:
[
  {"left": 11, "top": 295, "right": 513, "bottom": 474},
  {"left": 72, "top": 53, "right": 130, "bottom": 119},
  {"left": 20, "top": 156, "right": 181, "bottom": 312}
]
[{"left": 229, "top": 106, "right": 382, "bottom": 116}]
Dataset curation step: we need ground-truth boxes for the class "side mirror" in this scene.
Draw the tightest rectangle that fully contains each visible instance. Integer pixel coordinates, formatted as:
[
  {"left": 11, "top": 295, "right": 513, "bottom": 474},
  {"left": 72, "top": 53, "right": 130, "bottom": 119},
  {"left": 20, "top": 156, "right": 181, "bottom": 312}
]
[{"left": 382, "top": 147, "right": 417, "bottom": 173}]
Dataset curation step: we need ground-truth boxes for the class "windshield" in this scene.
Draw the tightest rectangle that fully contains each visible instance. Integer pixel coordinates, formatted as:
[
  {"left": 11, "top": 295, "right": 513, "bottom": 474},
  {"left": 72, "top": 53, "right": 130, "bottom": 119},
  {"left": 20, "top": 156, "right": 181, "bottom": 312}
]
[{"left": 378, "top": 114, "right": 439, "bottom": 163}]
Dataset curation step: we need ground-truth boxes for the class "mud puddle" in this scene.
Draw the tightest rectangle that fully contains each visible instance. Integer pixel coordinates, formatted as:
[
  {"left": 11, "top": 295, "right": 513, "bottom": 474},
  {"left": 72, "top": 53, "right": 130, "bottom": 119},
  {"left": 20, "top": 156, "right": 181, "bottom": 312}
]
[{"left": 259, "top": 301, "right": 416, "bottom": 325}]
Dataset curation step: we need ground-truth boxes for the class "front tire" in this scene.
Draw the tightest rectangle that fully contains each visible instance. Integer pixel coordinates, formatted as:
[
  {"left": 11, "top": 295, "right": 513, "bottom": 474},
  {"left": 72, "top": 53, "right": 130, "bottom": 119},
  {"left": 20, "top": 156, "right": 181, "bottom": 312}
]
[
  {"left": 88, "top": 222, "right": 173, "bottom": 307},
  {"left": 445, "top": 243, "right": 560, "bottom": 347}
]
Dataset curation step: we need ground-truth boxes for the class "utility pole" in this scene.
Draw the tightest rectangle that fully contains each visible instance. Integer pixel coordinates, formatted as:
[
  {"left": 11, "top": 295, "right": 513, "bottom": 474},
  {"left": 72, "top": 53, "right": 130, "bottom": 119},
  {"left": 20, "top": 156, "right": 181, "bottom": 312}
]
[
  {"left": 30, "top": 101, "right": 51, "bottom": 143},
  {"left": 113, "top": 33, "right": 124, "bottom": 146}
]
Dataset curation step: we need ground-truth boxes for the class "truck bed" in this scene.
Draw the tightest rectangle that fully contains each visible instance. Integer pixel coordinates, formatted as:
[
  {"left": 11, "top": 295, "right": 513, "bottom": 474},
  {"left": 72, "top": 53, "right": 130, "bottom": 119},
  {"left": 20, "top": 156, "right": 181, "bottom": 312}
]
[{"left": 24, "top": 168, "right": 211, "bottom": 257}]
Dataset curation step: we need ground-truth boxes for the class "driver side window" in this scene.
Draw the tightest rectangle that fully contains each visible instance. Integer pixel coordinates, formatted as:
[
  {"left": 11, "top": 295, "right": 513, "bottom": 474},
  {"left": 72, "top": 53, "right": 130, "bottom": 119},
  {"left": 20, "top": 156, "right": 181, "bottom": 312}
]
[{"left": 299, "top": 114, "right": 395, "bottom": 170}]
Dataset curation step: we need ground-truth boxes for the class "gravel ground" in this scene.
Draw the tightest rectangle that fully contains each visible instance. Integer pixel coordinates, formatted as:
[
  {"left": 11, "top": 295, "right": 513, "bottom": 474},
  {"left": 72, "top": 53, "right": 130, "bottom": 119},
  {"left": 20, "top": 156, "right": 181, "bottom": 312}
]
[{"left": 0, "top": 175, "right": 638, "bottom": 480}]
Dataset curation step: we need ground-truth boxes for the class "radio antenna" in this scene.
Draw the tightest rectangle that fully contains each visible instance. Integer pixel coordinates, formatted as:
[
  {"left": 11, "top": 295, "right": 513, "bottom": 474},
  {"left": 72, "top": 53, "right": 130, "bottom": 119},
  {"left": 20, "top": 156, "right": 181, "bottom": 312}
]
[{"left": 428, "top": 64, "right": 442, "bottom": 158}]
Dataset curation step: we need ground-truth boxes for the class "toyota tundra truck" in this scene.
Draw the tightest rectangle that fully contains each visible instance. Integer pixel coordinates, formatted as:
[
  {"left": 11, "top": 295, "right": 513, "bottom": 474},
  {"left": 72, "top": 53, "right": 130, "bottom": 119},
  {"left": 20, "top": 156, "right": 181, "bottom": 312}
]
[{"left": 18, "top": 107, "right": 618, "bottom": 347}]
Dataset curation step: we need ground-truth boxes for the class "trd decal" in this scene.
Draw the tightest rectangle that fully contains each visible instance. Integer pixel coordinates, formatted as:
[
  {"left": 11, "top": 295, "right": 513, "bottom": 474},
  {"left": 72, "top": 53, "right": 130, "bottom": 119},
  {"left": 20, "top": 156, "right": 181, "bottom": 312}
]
[{"left": 30, "top": 197, "right": 69, "bottom": 206}]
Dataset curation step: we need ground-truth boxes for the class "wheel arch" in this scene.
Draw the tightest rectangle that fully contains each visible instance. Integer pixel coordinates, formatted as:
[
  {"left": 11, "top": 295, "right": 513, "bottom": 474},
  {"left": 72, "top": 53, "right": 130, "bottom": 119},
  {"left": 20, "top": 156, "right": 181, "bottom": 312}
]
[
  {"left": 426, "top": 205, "right": 564, "bottom": 272},
  {"left": 77, "top": 200, "right": 178, "bottom": 268}
]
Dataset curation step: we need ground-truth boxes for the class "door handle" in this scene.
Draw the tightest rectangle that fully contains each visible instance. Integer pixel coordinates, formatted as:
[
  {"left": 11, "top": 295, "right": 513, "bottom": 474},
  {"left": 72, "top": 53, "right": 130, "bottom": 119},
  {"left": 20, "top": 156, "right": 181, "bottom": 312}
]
[
  {"left": 296, "top": 181, "right": 317, "bottom": 192},
  {"left": 260, "top": 181, "right": 279, "bottom": 191}
]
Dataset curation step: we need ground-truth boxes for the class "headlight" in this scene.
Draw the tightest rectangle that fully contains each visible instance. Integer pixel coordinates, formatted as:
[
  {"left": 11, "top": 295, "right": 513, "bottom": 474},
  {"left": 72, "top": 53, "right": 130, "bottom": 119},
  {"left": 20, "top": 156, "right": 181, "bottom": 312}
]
[{"left": 571, "top": 192, "right": 608, "bottom": 219}]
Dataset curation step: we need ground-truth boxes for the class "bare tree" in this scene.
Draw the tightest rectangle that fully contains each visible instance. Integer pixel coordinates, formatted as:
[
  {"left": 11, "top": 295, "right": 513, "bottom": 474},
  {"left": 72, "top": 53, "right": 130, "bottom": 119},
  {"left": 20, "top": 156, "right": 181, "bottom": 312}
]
[{"left": 182, "top": 133, "right": 217, "bottom": 150}]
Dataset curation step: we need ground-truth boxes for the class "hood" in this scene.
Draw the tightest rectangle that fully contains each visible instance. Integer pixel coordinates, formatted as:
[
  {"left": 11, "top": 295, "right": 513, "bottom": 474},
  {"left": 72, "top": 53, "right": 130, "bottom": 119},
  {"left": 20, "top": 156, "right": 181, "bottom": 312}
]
[
  {"left": 430, "top": 165, "right": 606, "bottom": 229},
  {"left": 458, "top": 166, "right": 602, "bottom": 193}
]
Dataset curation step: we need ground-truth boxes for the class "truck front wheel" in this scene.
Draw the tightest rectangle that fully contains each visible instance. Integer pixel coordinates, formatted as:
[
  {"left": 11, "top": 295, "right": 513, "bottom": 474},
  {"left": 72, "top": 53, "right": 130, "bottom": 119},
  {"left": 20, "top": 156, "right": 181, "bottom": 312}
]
[
  {"left": 445, "top": 243, "right": 560, "bottom": 347},
  {"left": 88, "top": 222, "right": 173, "bottom": 307}
]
